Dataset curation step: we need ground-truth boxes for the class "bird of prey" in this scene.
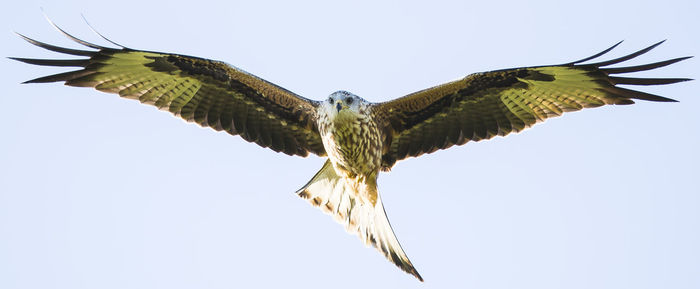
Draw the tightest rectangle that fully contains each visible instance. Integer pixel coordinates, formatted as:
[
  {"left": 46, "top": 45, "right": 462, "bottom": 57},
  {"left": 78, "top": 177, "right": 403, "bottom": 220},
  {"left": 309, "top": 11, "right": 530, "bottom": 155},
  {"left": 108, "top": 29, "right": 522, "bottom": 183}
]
[{"left": 11, "top": 20, "right": 691, "bottom": 281}]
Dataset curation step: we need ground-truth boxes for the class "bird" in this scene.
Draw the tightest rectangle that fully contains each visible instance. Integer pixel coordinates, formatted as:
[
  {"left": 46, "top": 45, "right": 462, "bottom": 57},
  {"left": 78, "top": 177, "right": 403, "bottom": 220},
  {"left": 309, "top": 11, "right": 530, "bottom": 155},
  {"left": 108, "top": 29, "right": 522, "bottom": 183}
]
[{"left": 11, "top": 19, "right": 691, "bottom": 281}]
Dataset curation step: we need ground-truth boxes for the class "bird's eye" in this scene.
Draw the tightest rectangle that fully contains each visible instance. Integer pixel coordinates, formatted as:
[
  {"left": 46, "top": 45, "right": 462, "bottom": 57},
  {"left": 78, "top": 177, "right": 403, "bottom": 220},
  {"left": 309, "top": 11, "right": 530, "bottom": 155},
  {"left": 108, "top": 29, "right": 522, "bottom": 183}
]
[
  {"left": 327, "top": 97, "right": 333, "bottom": 103},
  {"left": 345, "top": 98, "right": 354, "bottom": 105}
]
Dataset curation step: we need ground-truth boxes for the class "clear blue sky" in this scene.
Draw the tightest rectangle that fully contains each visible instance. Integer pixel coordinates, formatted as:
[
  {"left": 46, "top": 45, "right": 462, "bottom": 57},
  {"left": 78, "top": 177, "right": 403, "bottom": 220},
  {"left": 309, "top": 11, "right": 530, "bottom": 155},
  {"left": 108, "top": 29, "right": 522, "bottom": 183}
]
[{"left": 1, "top": 1, "right": 698, "bottom": 288}]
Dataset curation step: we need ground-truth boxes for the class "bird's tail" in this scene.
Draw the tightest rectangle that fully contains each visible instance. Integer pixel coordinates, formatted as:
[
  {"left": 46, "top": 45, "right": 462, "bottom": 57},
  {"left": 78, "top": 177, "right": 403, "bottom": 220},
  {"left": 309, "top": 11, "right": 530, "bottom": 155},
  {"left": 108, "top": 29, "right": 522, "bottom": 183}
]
[{"left": 296, "top": 160, "right": 423, "bottom": 281}]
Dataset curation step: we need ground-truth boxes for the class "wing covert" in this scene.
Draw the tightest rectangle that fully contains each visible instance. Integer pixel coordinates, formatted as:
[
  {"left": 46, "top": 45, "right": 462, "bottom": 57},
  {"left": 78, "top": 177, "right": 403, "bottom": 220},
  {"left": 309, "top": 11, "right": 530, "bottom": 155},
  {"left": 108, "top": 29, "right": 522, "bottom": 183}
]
[
  {"left": 374, "top": 41, "right": 691, "bottom": 168},
  {"left": 12, "top": 28, "right": 325, "bottom": 157}
]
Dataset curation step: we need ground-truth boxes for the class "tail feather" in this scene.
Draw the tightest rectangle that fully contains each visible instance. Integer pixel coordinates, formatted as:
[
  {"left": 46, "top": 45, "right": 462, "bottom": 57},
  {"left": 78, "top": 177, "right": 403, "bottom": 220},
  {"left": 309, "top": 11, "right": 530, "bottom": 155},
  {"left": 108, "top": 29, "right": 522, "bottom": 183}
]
[{"left": 296, "top": 160, "right": 423, "bottom": 281}]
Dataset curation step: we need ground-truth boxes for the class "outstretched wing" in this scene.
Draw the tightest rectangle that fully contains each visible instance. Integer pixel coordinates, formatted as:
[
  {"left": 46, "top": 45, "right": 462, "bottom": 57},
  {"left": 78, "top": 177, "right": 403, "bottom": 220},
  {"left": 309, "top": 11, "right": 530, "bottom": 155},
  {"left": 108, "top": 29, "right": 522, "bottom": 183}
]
[
  {"left": 11, "top": 25, "right": 325, "bottom": 157},
  {"left": 374, "top": 41, "right": 691, "bottom": 168}
]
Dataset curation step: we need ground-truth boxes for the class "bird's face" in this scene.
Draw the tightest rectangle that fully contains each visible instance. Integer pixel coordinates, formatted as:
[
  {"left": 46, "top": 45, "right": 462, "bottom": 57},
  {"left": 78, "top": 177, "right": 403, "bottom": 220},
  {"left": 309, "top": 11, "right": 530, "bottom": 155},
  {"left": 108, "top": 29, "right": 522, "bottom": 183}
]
[{"left": 321, "top": 90, "right": 366, "bottom": 119}]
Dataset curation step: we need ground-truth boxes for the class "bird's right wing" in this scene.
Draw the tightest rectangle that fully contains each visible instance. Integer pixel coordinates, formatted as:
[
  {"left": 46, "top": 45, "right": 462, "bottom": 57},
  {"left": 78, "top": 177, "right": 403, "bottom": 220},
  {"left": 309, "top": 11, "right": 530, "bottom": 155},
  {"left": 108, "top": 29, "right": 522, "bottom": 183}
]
[{"left": 12, "top": 24, "right": 326, "bottom": 157}]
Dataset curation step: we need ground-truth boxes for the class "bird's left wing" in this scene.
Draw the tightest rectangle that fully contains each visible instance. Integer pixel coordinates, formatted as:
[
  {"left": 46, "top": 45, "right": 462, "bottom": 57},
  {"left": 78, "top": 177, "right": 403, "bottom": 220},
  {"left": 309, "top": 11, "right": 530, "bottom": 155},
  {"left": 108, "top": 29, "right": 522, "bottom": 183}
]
[
  {"left": 373, "top": 41, "right": 691, "bottom": 168},
  {"left": 12, "top": 26, "right": 325, "bottom": 157}
]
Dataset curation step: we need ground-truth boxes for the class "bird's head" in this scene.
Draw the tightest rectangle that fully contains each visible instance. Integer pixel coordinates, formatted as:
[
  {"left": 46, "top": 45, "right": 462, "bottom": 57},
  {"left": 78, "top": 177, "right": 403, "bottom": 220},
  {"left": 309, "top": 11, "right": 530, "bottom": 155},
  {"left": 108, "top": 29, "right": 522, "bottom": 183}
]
[{"left": 320, "top": 90, "right": 368, "bottom": 119}]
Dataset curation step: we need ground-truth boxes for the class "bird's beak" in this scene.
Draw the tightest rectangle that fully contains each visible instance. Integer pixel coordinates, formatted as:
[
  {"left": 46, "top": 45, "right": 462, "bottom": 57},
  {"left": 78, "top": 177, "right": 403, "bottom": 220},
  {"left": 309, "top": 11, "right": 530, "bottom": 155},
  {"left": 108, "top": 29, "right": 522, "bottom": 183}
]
[{"left": 336, "top": 101, "right": 343, "bottom": 112}]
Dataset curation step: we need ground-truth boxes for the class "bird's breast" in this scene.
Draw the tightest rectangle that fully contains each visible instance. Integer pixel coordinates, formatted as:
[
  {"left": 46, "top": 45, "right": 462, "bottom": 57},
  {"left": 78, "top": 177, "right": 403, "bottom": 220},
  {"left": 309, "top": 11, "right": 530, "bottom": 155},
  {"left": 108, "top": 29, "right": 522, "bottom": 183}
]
[{"left": 319, "top": 112, "right": 382, "bottom": 177}]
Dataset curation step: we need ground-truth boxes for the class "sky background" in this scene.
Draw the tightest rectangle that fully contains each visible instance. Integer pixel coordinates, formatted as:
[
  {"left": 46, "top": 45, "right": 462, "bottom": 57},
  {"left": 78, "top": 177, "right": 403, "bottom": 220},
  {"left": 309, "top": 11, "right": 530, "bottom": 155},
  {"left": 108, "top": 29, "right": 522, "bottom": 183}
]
[{"left": 1, "top": 1, "right": 698, "bottom": 288}]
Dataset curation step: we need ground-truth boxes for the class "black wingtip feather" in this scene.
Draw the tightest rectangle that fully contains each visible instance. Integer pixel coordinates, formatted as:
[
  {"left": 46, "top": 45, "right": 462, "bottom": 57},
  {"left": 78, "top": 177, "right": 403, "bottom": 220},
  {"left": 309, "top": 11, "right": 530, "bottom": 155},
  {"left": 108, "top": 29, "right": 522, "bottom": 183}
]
[
  {"left": 566, "top": 40, "right": 624, "bottom": 65},
  {"left": 14, "top": 32, "right": 96, "bottom": 56},
  {"left": 43, "top": 14, "right": 110, "bottom": 50},
  {"left": 603, "top": 56, "right": 693, "bottom": 74},
  {"left": 9, "top": 57, "right": 89, "bottom": 67},
  {"left": 610, "top": 76, "right": 693, "bottom": 85},
  {"left": 600, "top": 86, "right": 679, "bottom": 102},
  {"left": 22, "top": 70, "right": 96, "bottom": 84},
  {"left": 572, "top": 41, "right": 690, "bottom": 103},
  {"left": 587, "top": 40, "right": 666, "bottom": 67},
  {"left": 81, "top": 14, "right": 129, "bottom": 49}
]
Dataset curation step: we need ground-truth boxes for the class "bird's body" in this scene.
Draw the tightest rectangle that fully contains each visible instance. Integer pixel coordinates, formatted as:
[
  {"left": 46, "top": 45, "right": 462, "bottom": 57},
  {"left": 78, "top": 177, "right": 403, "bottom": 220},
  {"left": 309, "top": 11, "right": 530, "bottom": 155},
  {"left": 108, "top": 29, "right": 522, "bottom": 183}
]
[
  {"left": 300, "top": 90, "right": 421, "bottom": 277},
  {"left": 318, "top": 91, "right": 382, "bottom": 179},
  {"left": 11, "top": 19, "right": 691, "bottom": 281}
]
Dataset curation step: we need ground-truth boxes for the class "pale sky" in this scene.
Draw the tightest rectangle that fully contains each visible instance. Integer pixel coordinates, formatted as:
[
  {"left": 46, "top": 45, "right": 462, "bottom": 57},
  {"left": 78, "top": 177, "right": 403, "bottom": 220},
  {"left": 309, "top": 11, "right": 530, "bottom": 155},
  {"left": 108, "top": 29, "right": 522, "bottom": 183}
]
[{"left": 1, "top": 1, "right": 698, "bottom": 288}]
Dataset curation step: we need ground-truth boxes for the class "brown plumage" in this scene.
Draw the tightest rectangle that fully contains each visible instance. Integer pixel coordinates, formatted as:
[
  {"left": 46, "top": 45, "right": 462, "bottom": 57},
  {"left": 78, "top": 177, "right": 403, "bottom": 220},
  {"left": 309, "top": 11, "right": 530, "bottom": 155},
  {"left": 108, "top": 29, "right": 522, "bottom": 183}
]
[{"left": 12, "top": 19, "right": 691, "bottom": 281}]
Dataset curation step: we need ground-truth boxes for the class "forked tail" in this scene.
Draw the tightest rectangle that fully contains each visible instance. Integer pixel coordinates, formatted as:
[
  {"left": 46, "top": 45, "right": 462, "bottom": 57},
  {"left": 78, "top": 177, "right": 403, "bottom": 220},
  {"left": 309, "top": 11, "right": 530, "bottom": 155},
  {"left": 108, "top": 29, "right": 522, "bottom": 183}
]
[{"left": 296, "top": 160, "right": 423, "bottom": 281}]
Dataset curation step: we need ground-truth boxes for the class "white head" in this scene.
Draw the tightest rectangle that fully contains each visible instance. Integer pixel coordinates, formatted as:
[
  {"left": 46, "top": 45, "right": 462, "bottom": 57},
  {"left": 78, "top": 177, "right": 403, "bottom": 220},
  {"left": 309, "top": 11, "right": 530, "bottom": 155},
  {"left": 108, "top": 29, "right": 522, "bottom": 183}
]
[{"left": 319, "top": 90, "right": 368, "bottom": 120}]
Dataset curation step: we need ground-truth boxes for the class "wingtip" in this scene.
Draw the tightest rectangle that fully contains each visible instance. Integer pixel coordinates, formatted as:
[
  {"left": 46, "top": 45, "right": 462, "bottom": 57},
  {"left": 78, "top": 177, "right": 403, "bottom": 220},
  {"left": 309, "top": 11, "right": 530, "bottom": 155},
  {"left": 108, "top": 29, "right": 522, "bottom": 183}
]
[
  {"left": 8, "top": 57, "right": 36, "bottom": 66},
  {"left": 672, "top": 55, "right": 694, "bottom": 62},
  {"left": 565, "top": 40, "right": 624, "bottom": 65},
  {"left": 41, "top": 11, "right": 108, "bottom": 50},
  {"left": 41, "top": 8, "right": 57, "bottom": 30},
  {"left": 667, "top": 77, "right": 694, "bottom": 85},
  {"left": 14, "top": 31, "right": 33, "bottom": 42},
  {"left": 81, "top": 13, "right": 128, "bottom": 49},
  {"left": 607, "top": 40, "right": 624, "bottom": 52},
  {"left": 8, "top": 56, "right": 28, "bottom": 64},
  {"left": 649, "top": 39, "right": 666, "bottom": 50},
  {"left": 20, "top": 78, "right": 41, "bottom": 84},
  {"left": 678, "top": 55, "right": 694, "bottom": 62},
  {"left": 587, "top": 40, "right": 669, "bottom": 67}
]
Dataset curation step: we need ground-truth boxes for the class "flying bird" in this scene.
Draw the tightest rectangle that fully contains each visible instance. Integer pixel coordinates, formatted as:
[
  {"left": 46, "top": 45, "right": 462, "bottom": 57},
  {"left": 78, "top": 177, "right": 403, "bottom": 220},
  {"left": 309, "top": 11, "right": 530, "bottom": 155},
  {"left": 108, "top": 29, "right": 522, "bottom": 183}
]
[{"left": 11, "top": 20, "right": 691, "bottom": 281}]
